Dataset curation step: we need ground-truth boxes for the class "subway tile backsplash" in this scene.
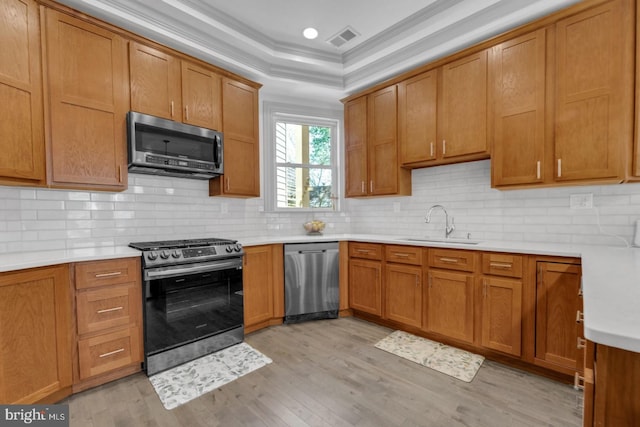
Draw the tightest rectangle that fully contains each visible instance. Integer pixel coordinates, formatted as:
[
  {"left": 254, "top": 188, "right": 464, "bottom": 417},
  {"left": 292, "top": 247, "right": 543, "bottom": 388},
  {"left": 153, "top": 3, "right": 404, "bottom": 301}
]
[{"left": 1, "top": 159, "right": 640, "bottom": 254}]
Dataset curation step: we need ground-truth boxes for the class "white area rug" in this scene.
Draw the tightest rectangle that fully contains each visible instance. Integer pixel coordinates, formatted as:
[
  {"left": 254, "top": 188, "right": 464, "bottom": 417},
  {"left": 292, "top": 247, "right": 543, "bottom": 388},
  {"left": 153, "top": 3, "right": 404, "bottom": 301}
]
[
  {"left": 375, "top": 330, "right": 484, "bottom": 382},
  {"left": 148, "top": 342, "right": 272, "bottom": 410}
]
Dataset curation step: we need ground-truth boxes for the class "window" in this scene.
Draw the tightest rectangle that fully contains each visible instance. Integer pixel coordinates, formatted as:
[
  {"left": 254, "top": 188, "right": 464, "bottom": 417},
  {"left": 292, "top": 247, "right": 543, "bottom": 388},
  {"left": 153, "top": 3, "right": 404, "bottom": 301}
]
[{"left": 265, "top": 105, "right": 340, "bottom": 212}]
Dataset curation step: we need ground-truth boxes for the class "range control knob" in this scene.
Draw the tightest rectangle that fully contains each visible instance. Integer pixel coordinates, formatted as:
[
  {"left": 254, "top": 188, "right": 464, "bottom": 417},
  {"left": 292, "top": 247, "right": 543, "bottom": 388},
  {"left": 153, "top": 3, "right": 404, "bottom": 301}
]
[
  {"left": 225, "top": 246, "right": 233, "bottom": 253},
  {"left": 147, "top": 251, "right": 158, "bottom": 261},
  {"left": 171, "top": 250, "right": 181, "bottom": 259},
  {"left": 160, "top": 250, "right": 170, "bottom": 259},
  {"left": 234, "top": 244, "right": 242, "bottom": 252}
]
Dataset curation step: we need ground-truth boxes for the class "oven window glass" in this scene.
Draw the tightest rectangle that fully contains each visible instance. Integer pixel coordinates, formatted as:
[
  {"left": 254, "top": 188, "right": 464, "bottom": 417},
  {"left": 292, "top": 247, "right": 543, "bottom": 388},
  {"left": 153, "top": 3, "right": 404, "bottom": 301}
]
[
  {"left": 144, "top": 267, "right": 243, "bottom": 355},
  {"left": 135, "top": 123, "right": 215, "bottom": 161}
]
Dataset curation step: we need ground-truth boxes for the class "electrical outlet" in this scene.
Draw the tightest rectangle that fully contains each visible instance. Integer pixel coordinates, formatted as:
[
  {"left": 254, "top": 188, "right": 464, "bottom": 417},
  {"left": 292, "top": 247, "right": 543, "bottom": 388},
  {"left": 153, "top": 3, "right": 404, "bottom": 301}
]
[
  {"left": 570, "top": 193, "right": 593, "bottom": 209},
  {"left": 220, "top": 202, "right": 228, "bottom": 214}
]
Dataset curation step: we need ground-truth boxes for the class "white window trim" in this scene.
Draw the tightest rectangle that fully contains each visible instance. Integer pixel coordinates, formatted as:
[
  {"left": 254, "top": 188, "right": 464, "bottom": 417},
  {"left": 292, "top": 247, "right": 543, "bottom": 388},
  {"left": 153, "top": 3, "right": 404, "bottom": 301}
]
[{"left": 263, "top": 101, "right": 343, "bottom": 213}]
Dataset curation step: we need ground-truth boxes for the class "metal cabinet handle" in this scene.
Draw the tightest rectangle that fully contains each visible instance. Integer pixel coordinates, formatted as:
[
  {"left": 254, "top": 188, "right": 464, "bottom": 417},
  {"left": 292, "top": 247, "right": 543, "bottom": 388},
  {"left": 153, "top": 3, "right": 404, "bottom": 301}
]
[
  {"left": 171, "top": 101, "right": 174, "bottom": 118},
  {"left": 361, "top": 181, "right": 365, "bottom": 194},
  {"left": 356, "top": 249, "right": 370, "bottom": 254},
  {"left": 557, "top": 158, "right": 562, "bottom": 177},
  {"left": 439, "top": 257, "right": 459, "bottom": 263},
  {"left": 95, "top": 271, "right": 122, "bottom": 278},
  {"left": 370, "top": 180, "right": 373, "bottom": 193},
  {"left": 97, "top": 306, "right": 124, "bottom": 314},
  {"left": 185, "top": 105, "right": 189, "bottom": 120},
  {"left": 577, "top": 337, "right": 586, "bottom": 349},
  {"left": 99, "top": 348, "right": 125, "bottom": 358},
  {"left": 489, "top": 262, "right": 512, "bottom": 269},
  {"left": 430, "top": 142, "right": 434, "bottom": 158},
  {"left": 576, "top": 310, "right": 584, "bottom": 324},
  {"left": 442, "top": 140, "right": 446, "bottom": 155},
  {"left": 536, "top": 161, "right": 541, "bottom": 180},
  {"left": 393, "top": 253, "right": 410, "bottom": 258}
]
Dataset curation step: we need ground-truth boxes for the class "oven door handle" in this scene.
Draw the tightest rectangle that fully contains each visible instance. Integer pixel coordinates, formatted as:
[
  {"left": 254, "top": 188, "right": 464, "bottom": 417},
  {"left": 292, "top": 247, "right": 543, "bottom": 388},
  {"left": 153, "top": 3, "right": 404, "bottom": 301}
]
[{"left": 144, "top": 258, "right": 242, "bottom": 280}]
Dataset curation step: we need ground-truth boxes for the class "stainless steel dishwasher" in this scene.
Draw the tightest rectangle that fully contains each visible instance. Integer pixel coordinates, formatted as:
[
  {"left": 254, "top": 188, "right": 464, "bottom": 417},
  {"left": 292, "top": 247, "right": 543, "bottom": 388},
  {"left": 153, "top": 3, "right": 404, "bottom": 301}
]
[{"left": 284, "top": 242, "right": 339, "bottom": 323}]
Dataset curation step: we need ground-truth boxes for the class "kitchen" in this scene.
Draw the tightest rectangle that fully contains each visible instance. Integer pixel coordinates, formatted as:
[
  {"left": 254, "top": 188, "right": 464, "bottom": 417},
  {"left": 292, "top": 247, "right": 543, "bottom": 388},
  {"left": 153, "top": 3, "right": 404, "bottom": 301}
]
[{"left": 1, "top": 0, "right": 639, "bottom": 425}]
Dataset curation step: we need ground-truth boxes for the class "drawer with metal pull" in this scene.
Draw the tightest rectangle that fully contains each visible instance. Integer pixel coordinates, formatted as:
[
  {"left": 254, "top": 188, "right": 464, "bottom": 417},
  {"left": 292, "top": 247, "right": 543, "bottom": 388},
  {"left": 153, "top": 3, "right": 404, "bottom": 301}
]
[
  {"left": 428, "top": 248, "right": 476, "bottom": 272},
  {"left": 481, "top": 253, "right": 523, "bottom": 278},
  {"left": 75, "top": 258, "right": 140, "bottom": 289},
  {"left": 76, "top": 283, "right": 140, "bottom": 335},
  {"left": 349, "top": 242, "right": 383, "bottom": 260},
  {"left": 385, "top": 245, "right": 423, "bottom": 265},
  {"left": 77, "top": 326, "right": 141, "bottom": 380}
]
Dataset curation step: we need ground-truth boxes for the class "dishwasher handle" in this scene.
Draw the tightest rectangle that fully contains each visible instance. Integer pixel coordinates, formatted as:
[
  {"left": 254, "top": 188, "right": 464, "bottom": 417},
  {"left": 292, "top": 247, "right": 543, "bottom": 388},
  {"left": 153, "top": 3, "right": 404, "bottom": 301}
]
[{"left": 298, "top": 249, "right": 326, "bottom": 254}]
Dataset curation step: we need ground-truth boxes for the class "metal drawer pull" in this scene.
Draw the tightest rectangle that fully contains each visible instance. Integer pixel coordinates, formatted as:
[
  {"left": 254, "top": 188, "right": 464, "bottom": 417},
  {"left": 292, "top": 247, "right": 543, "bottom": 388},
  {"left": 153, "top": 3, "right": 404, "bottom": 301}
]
[
  {"left": 97, "top": 306, "right": 124, "bottom": 314},
  {"left": 393, "top": 253, "right": 410, "bottom": 257},
  {"left": 439, "top": 257, "right": 459, "bottom": 263},
  {"left": 356, "top": 249, "right": 370, "bottom": 253},
  {"left": 574, "top": 372, "right": 585, "bottom": 391},
  {"left": 577, "top": 337, "right": 586, "bottom": 349},
  {"left": 576, "top": 310, "right": 584, "bottom": 324},
  {"left": 99, "top": 348, "right": 125, "bottom": 358},
  {"left": 95, "top": 271, "right": 122, "bottom": 278},
  {"left": 489, "top": 262, "right": 512, "bottom": 269}
]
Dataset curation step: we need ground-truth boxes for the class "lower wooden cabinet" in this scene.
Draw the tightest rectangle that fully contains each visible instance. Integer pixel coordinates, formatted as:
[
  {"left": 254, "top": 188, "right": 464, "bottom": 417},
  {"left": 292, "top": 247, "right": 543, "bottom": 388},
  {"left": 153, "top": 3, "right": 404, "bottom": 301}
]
[
  {"left": 73, "top": 258, "right": 142, "bottom": 392},
  {"left": 385, "top": 263, "right": 422, "bottom": 328},
  {"left": 534, "top": 261, "right": 582, "bottom": 374},
  {"left": 349, "top": 258, "right": 382, "bottom": 316},
  {"left": 243, "top": 244, "right": 284, "bottom": 333},
  {"left": 425, "top": 269, "right": 475, "bottom": 344},
  {"left": 480, "top": 276, "right": 522, "bottom": 356},
  {"left": 0, "top": 265, "right": 72, "bottom": 404}
]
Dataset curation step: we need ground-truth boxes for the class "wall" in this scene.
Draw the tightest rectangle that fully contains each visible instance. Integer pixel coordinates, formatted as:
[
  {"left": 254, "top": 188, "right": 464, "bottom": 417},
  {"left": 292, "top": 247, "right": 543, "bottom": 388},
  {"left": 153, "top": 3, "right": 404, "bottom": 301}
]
[
  {"left": 349, "top": 160, "right": 640, "bottom": 247},
  {"left": 2, "top": 160, "right": 639, "bottom": 254}
]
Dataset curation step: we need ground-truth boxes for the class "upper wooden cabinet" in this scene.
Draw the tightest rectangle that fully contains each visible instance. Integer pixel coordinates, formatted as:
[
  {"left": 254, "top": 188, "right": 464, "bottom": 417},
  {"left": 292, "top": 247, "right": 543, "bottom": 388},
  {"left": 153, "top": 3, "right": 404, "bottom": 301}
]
[
  {"left": 345, "top": 87, "right": 411, "bottom": 197},
  {"left": 553, "top": 0, "right": 633, "bottom": 183},
  {"left": 44, "top": 9, "right": 128, "bottom": 191},
  {"left": 0, "top": 265, "right": 72, "bottom": 404},
  {"left": 492, "top": 0, "right": 634, "bottom": 188},
  {"left": 209, "top": 78, "right": 260, "bottom": 197},
  {"left": 397, "top": 50, "right": 491, "bottom": 168},
  {"left": 490, "top": 29, "right": 547, "bottom": 187},
  {"left": 0, "top": 0, "right": 45, "bottom": 186},
  {"left": 129, "top": 42, "right": 222, "bottom": 131}
]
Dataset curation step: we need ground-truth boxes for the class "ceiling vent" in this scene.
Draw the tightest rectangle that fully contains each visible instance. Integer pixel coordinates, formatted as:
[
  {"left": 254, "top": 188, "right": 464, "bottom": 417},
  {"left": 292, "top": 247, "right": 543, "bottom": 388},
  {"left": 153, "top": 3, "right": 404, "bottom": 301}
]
[{"left": 327, "top": 27, "right": 359, "bottom": 48}]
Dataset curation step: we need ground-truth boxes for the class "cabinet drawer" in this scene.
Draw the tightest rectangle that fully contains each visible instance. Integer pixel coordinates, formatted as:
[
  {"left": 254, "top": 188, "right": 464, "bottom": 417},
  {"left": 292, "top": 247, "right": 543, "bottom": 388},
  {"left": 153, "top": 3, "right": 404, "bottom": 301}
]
[
  {"left": 78, "top": 326, "right": 141, "bottom": 380},
  {"left": 77, "top": 283, "right": 140, "bottom": 335},
  {"left": 75, "top": 258, "right": 140, "bottom": 289},
  {"left": 385, "top": 245, "right": 423, "bottom": 265},
  {"left": 429, "top": 248, "right": 475, "bottom": 272},
  {"left": 482, "top": 253, "right": 523, "bottom": 278},
  {"left": 349, "top": 242, "right": 383, "bottom": 260}
]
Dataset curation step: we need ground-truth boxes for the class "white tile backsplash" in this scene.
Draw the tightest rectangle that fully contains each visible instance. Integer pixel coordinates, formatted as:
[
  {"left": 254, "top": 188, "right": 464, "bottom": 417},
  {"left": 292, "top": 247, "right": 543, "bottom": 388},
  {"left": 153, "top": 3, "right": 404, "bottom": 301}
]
[{"left": 1, "top": 161, "right": 640, "bottom": 253}]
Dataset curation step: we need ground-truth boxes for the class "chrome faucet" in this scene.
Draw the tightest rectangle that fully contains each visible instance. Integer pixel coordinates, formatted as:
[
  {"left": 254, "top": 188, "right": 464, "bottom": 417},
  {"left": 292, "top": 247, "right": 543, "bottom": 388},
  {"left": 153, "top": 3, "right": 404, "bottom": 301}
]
[{"left": 425, "top": 204, "right": 455, "bottom": 238}]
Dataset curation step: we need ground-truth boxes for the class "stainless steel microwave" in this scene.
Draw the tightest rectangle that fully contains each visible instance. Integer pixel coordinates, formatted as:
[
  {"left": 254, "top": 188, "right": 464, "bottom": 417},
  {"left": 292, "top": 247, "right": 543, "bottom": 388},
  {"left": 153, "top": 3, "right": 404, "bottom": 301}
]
[{"left": 127, "top": 111, "right": 223, "bottom": 179}]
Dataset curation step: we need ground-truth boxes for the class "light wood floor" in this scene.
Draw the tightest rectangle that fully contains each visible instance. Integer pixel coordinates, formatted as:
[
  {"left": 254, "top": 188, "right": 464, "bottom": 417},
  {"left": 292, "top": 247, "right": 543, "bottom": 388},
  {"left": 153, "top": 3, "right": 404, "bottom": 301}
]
[{"left": 64, "top": 317, "right": 583, "bottom": 426}]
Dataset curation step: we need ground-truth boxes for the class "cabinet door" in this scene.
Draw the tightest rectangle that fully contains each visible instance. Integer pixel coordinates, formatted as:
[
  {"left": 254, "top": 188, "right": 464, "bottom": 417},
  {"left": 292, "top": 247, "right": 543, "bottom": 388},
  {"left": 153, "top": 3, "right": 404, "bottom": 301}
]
[
  {"left": 181, "top": 61, "right": 222, "bottom": 130},
  {"left": 210, "top": 78, "right": 259, "bottom": 197},
  {"left": 481, "top": 276, "right": 522, "bottom": 356},
  {"left": 554, "top": 0, "right": 633, "bottom": 182},
  {"left": 491, "top": 29, "right": 546, "bottom": 187},
  {"left": 349, "top": 258, "right": 382, "bottom": 316},
  {"left": 45, "top": 9, "right": 128, "bottom": 190},
  {"left": 440, "top": 50, "right": 489, "bottom": 159},
  {"left": 0, "top": 265, "right": 72, "bottom": 404},
  {"left": 426, "top": 270, "right": 474, "bottom": 344},
  {"left": 0, "top": 0, "right": 45, "bottom": 185},
  {"left": 535, "top": 262, "right": 581, "bottom": 372},
  {"left": 367, "top": 85, "right": 399, "bottom": 195},
  {"left": 385, "top": 263, "right": 422, "bottom": 328},
  {"left": 344, "top": 96, "right": 368, "bottom": 197},
  {"left": 398, "top": 70, "right": 437, "bottom": 165},
  {"left": 129, "top": 42, "right": 181, "bottom": 121},
  {"left": 243, "top": 245, "right": 274, "bottom": 327}
]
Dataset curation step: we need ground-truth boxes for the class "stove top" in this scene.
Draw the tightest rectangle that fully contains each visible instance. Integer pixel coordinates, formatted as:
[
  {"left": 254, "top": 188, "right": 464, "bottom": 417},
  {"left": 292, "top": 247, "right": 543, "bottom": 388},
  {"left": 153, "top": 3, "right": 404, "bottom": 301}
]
[
  {"left": 129, "top": 238, "right": 237, "bottom": 251},
  {"left": 129, "top": 238, "right": 243, "bottom": 268}
]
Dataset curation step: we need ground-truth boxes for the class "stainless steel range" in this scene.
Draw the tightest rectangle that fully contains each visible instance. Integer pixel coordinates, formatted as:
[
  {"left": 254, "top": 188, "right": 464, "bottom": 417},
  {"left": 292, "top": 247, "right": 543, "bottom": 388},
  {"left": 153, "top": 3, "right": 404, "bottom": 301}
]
[{"left": 129, "top": 238, "right": 244, "bottom": 375}]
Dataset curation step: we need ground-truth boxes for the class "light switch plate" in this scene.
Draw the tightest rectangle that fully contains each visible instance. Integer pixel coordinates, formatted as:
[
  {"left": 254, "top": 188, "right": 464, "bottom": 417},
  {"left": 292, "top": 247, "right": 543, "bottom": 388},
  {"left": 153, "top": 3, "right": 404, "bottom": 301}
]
[{"left": 570, "top": 193, "right": 593, "bottom": 209}]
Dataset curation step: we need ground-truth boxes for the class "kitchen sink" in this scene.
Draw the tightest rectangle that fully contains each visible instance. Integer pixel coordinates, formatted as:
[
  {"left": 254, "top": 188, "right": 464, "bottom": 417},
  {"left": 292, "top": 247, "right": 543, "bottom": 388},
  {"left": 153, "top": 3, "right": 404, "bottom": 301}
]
[{"left": 400, "top": 237, "right": 481, "bottom": 245}]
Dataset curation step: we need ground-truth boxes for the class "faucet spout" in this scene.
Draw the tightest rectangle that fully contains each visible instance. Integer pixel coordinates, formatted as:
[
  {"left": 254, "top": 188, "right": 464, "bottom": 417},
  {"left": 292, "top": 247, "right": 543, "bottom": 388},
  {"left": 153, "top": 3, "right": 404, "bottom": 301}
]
[{"left": 425, "top": 204, "right": 455, "bottom": 238}]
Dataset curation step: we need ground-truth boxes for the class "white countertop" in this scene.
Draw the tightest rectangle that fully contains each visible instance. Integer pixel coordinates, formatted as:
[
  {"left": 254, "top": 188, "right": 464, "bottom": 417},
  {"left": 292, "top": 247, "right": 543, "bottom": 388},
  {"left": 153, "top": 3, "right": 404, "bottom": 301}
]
[{"left": 0, "top": 234, "right": 638, "bottom": 353}]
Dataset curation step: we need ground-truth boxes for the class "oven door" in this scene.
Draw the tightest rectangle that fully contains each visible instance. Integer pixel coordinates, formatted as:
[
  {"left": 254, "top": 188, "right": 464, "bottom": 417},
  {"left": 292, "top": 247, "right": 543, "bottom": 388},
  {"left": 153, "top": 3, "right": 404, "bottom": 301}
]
[{"left": 142, "top": 258, "right": 243, "bottom": 358}]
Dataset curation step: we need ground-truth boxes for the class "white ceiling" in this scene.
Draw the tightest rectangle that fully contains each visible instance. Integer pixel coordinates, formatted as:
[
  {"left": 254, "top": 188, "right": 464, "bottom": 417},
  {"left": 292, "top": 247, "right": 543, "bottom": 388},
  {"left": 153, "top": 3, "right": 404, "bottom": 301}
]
[{"left": 55, "top": 0, "right": 582, "bottom": 105}]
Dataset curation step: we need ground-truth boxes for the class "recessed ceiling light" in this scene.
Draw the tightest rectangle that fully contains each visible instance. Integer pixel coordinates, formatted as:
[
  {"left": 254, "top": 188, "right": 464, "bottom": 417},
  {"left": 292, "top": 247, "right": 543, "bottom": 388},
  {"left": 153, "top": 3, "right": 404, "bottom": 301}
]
[{"left": 303, "top": 27, "right": 318, "bottom": 40}]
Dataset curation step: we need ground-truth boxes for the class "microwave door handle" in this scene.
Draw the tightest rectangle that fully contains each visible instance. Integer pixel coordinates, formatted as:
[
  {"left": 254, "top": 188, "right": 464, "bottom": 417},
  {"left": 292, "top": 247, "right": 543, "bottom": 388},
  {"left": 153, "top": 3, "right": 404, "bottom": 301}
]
[{"left": 215, "top": 136, "right": 222, "bottom": 168}]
